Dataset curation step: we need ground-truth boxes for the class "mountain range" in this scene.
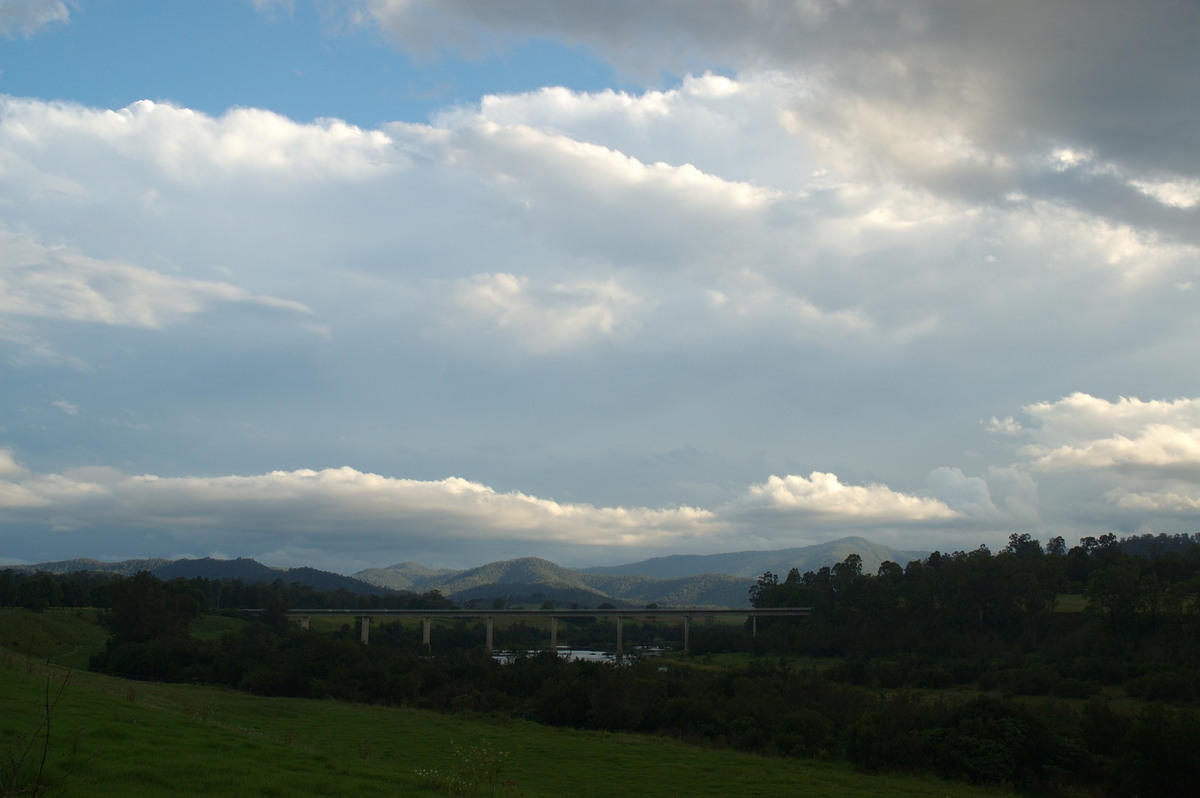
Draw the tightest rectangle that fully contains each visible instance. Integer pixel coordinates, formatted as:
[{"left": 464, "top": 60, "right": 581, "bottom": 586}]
[
  {"left": 12, "top": 536, "right": 924, "bottom": 609},
  {"left": 578, "top": 536, "right": 924, "bottom": 579}
]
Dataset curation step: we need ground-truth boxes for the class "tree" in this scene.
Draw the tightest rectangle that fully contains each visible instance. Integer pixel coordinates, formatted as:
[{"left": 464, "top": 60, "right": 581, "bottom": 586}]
[
  {"left": 100, "top": 571, "right": 196, "bottom": 645},
  {"left": 1087, "top": 556, "right": 1147, "bottom": 635},
  {"left": 748, "top": 572, "right": 779, "bottom": 608}
]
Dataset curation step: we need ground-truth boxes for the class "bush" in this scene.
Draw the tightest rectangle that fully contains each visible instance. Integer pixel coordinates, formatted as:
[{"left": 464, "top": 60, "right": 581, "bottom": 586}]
[
  {"left": 1050, "top": 677, "right": 1100, "bottom": 699},
  {"left": 1127, "top": 669, "right": 1197, "bottom": 702}
]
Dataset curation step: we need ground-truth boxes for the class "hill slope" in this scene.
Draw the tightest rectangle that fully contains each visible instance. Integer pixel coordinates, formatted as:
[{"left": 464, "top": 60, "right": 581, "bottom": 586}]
[
  {"left": 353, "top": 557, "right": 751, "bottom": 608},
  {"left": 15, "top": 556, "right": 398, "bottom": 596},
  {"left": 8, "top": 557, "right": 172, "bottom": 576},
  {"left": 580, "top": 536, "right": 924, "bottom": 579},
  {"left": 581, "top": 572, "right": 751, "bottom": 608},
  {"left": 353, "top": 561, "right": 458, "bottom": 591}
]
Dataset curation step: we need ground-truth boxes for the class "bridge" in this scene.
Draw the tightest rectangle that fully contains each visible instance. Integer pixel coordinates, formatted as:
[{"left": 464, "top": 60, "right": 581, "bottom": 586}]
[{"left": 267, "top": 607, "right": 812, "bottom": 659}]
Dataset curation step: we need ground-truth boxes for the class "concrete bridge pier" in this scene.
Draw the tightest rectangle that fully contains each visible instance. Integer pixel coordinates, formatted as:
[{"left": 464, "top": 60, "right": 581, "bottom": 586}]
[
  {"left": 550, "top": 617, "right": 558, "bottom": 651},
  {"left": 485, "top": 615, "right": 494, "bottom": 655},
  {"left": 358, "top": 616, "right": 370, "bottom": 645},
  {"left": 300, "top": 616, "right": 310, "bottom": 631},
  {"left": 422, "top": 616, "right": 431, "bottom": 649},
  {"left": 616, "top": 616, "right": 624, "bottom": 661},
  {"left": 683, "top": 616, "right": 690, "bottom": 656}
]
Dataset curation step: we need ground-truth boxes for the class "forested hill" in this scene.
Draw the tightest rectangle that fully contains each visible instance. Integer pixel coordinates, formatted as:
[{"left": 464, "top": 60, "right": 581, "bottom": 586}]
[
  {"left": 579, "top": 536, "right": 924, "bottom": 579},
  {"left": 352, "top": 561, "right": 458, "bottom": 591},
  {"left": 10, "top": 557, "right": 172, "bottom": 576},
  {"left": 580, "top": 572, "right": 750, "bottom": 608},
  {"left": 13, "top": 537, "right": 926, "bottom": 608},
  {"left": 418, "top": 557, "right": 599, "bottom": 595},
  {"left": 354, "top": 556, "right": 754, "bottom": 607},
  {"left": 152, "top": 559, "right": 394, "bottom": 595},
  {"left": 12, "top": 556, "right": 396, "bottom": 597}
]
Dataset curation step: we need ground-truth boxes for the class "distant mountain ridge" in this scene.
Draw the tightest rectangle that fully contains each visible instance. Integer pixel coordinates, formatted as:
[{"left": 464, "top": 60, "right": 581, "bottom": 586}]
[
  {"left": 11, "top": 556, "right": 395, "bottom": 596},
  {"left": 11, "top": 557, "right": 174, "bottom": 577},
  {"left": 351, "top": 537, "right": 921, "bottom": 608},
  {"left": 353, "top": 562, "right": 458, "bottom": 591},
  {"left": 578, "top": 536, "right": 925, "bottom": 580},
  {"left": 12, "top": 536, "right": 923, "bottom": 609},
  {"left": 354, "top": 556, "right": 752, "bottom": 608}
]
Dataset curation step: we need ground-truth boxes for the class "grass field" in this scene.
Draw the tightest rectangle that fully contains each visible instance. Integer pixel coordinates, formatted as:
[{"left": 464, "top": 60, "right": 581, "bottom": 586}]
[{"left": 1, "top": 608, "right": 1007, "bottom": 797}]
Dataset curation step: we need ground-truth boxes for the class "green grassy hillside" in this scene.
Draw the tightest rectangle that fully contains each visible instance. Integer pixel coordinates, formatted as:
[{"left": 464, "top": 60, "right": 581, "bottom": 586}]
[{"left": 0, "top": 608, "right": 1003, "bottom": 798}]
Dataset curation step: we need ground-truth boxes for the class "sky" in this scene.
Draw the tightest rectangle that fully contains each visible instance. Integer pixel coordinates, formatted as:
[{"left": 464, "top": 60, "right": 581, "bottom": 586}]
[{"left": 1, "top": 0, "right": 1199, "bottom": 574}]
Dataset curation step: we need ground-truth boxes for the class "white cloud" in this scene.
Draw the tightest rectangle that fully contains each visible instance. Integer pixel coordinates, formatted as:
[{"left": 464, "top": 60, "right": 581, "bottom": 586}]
[
  {"left": 0, "top": 98, "right": 401, "bottom": 194},
  {"left": 924, "top": 465, "right": 1041, "bottom": 529},
  {"left": 367, "top": 1, "right": 1200, "bottom": 246},
  {"left": 1023, "top": 394, "right": 1200, "bottom": 456},
  {"left": 5, "top": 85, "right": 1196, "bottom": 368},
  {"left": 0, "top": 447, "right": 30, "bottom": 478},
  {"left": 0, "top": 227, "right": 311, "bottom": 329},
  {"left": 984, "top": 393, "right": 1200, "bottom": 534},
  {"left": 0, "top": 457, "right": 979, "bottom": 564},
  {"left": 440, "top": 72, "right": 818, "bottom": 188},
  {"left": 417, "top": 117, "right": 778, "bottom": 243},
  {"left": 987, "top": 416, "right": 1022, "bottom": 437},
  {"left": 0, "top": 447, "right": 48, "bottom": 508},
  {"left": 1028, "top": 425, "right": 1200, "bottom": 474},
  {"left": 1129, "top": 177, "right": 1200, "bottom": 210},
  {"left": 0, "top": 0, "right": 68, "bottom": 37},
  {"left": 444, "top": 272, "right": 639, "bottom": 355},
  {"left": 1105, "top": 486, "right": 1200, "bottom": 514},
  {"left": 925, "top": 466, "right": 998, "bottom": 518},
  {"left": 0, "top": 461, "right": 723, "bottom": 549},
  {"left": 734, "top": 471, "right": 959, "bottom": 524}
]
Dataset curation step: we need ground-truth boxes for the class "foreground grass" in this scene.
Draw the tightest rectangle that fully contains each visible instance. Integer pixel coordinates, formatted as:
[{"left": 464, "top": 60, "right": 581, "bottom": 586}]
[
  {"left": 0, "top": 659, "right": 1005, "bottom": 798},
  {"left": 0, "top": 608, "right": 107, "bottom": 669},
  {"left": 1, "top": 609, "right": 1007, "bottom": 797}
]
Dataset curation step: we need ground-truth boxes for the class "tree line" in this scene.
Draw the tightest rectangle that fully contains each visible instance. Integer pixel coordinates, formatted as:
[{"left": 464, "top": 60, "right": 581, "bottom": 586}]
[
  {"left": 749, "top": 531, "right": 1200, "bottom": 659},
  {"left": 0, "top": 568, "right": 454, "bottom": 613}
]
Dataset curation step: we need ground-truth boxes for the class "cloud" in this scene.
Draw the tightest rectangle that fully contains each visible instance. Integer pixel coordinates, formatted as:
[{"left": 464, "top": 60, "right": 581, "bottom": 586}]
[
  {"left": 1105, "top": 487, "right": 1200, "bottom": 515},
  {"left": 1003, "top": 393, "right": 1200, "bottom": 530},
  {"left": 1130, "top": 177, "right": 1200, "bottom": 211},
  {"left": 1022, "top": 394, "right": 1200, "bottom": 476},
  {"left": 1029, "top": 426, "right": 1200, "bottom": 474},
  {"left": 0, "top": 98, "right": 401, "bottom": 194},
  {"left": 0, "top": 0, "right": 68, "bottom": 38},
  {"left": 4, "top": 85, "right": 1196, "bottom": 369},
  {"left": 0, "top": 448, "right": 30, "bottom": 478},
  {"left": 1024, "top": 393, "right": 1200, "bottom": 443},
  {"left": 924, "top": 465, "right": 1040, "bottom": 528},
  {"left": 925, "top": 467, "right": 998, "bottom": 518},
  {"left": 435, "top": 72, "right": 816, "bottom": 189},
  {"left": 430, "top": 77, "right": 1199, "bottom": 354},
  {"left": 733, "top": 471, "right": 959, "bottom": 525},
  {"left": 0, "top": 448, "right": 48, "bottom": 508},
  {"left": 367, "top": 1, "right": 1200, "bottom": 241},
  {"left": 4, "top": 5, "right": 1200, "bottom": 570},
  {"left": 0, "top": 456, "right": 977, "bottom": 566},
  {"left": 987, "top": 416, "right": 1022, "bottom": 437},
  {"left": 443, "top": 272, "right": 639, "bottom": 355},
  {"left": 0, "top": 461, "right": 721, "bottom": 549},
  {"left": 0, "top": 227, "right": 311, "bottom": 329},
  {"left": 409, "top": 116, "right": 779, "bottom": 261}
]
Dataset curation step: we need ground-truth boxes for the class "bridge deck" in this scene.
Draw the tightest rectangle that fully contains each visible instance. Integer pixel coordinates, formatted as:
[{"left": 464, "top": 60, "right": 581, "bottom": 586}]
[{"left": 265, "top": 607, "right": 811, "bottom": 618}]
